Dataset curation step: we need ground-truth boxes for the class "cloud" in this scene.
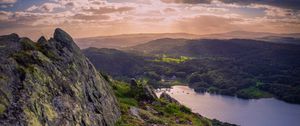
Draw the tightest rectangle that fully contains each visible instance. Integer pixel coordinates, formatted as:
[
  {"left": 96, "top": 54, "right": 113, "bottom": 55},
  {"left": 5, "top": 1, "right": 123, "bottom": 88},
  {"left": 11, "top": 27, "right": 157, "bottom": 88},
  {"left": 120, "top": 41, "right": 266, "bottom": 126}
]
[
  {"left": 0, "top": 10, "right": 12, "bottom": 21},
  {"left": 27, "top": 3, "right": 63, "bottom": 12},
  {"left": 83, "top": 6, "right": 134, "bottom": 14},
  {"left": 72, "top": 13, "right": 110, "bottom": 20},
  {"left": 0, "top": 0, "right": 300, "bottom": 39},
  {"left": 160, "top": 0, "right": 212, "bottom": 4},
  {"left": 0, "top": 4, "right": 12, "bottom": 8},
  {"left": 220, "top": 0, "right": 300, "bottom": 10},
  {"left": 163, "top": 8, "right": 177, "bottom": 13},
  {"left": 173, "top": 15, "right": 241, "bottom": 34},
  {"left": 161, "top": 0, "right": 300, "bottom": 10},
  {"left": 0, "top": 0, "right": 16, "bottom": 8},
  {"left": 173, "top": 14, "right": 300, "bottom": 34},
  {"left": 0, "top": 0, "right": 16, "bottom": 4}
]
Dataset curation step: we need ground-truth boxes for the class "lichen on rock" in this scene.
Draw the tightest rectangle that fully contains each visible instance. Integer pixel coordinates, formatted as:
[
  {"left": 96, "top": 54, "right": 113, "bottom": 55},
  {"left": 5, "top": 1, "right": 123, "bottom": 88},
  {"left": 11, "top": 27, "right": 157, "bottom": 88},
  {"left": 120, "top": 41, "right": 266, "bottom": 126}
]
[{"left": 0, "top": 28, "right": 120, "bottom": 126}]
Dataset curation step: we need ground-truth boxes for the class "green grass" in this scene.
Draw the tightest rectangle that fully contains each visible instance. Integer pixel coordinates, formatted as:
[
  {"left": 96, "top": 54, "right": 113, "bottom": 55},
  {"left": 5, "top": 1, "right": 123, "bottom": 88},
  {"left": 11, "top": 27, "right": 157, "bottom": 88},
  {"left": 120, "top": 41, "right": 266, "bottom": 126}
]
[
  {"left": 153, "top": 55, "right": 192, "bottom": 64},
  {"left": 237, "top": 87, "right": 272, "bottom": 99},
  {"left": 110, "top": 80, "right": 212, "bottom": 126}
]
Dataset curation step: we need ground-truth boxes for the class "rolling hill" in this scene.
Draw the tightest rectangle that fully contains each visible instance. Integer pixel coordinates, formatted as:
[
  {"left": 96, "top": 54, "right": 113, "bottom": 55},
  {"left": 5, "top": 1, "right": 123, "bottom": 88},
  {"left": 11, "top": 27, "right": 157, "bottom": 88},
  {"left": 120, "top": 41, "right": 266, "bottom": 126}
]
[{"left": 76, "top": 31, "right": 300, "bottom": 49}]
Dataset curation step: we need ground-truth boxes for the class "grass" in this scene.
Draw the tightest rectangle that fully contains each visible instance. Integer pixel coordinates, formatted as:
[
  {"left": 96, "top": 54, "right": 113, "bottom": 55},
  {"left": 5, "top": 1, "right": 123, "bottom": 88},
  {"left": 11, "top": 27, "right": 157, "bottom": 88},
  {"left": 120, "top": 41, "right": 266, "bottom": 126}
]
[
  {"left": 110, "top": 80, "right": 213, "bottom": 126},
  {"left": 153, "top": 55, "right": 192, "bottom": 64}
]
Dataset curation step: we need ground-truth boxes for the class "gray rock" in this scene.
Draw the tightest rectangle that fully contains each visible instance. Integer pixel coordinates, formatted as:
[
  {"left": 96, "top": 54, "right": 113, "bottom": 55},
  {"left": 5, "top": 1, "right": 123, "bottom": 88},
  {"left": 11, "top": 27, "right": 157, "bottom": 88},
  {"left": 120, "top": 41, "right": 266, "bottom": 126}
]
[
  {"left": 130, "top": 107, "right": 144, "bottom": 122},
  {"left": 37, "top": 36, "right": 48, "bottom": 45},
  {"left": 145, "top": 106, "right": 158, "bottom": 114},
  {"left": 143, "top": 85, "right": 158, "bottom": 101},
  {"left": 0, "top": 28, "right": 120, "bottom": 126},
  {"left": 53, "top": 28, "right": 80, "bottom": 52},
  {"left": 54, "top": 28, "right": 73, "bottom": 44}
]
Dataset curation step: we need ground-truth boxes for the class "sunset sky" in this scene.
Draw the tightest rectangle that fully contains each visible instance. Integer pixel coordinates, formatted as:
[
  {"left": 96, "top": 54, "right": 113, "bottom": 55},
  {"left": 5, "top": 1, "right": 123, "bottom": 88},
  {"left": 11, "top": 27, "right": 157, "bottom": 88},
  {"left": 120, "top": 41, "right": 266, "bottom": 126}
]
[{"left": 0, "top": 0, "right": 300, "bottom": 39}]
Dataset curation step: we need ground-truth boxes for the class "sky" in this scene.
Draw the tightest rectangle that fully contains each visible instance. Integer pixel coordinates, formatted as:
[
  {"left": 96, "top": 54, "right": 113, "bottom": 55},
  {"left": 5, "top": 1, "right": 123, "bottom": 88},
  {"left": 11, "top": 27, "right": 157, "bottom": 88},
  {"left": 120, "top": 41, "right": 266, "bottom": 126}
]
[{"left": 0, "top": 0, "right": 300, "bottom": 39}]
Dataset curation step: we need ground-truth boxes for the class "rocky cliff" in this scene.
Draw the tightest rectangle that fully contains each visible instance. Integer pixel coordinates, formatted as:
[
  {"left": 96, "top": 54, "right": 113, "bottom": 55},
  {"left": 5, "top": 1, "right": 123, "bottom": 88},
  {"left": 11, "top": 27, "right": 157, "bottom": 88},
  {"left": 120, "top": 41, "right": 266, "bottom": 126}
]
[{"left": 0, "top": 28, "right": 120, "bottom": 125}]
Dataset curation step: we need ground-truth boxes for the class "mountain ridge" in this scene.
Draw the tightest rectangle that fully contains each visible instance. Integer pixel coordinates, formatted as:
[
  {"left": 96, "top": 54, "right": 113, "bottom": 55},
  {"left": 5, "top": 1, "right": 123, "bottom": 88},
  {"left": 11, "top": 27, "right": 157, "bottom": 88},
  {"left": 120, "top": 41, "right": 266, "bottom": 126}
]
[{"left": 75, "top": 31, "right": 300, "bottom": 49}]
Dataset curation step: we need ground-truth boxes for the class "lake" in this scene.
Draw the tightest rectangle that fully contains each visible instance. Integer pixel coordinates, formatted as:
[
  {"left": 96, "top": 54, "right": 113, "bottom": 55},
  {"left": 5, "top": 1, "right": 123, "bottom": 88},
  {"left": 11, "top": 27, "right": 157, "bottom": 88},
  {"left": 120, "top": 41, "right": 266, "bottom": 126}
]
[{"left": 156, "top": 86, "right": 300, "bottom": 126}]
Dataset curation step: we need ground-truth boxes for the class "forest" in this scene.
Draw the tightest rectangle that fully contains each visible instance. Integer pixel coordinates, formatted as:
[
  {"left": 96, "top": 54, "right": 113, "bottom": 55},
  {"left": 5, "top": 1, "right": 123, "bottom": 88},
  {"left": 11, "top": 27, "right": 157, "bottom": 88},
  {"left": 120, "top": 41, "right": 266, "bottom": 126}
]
[{"left": 83, "top": 39, "right": 300, "bottom": 104}]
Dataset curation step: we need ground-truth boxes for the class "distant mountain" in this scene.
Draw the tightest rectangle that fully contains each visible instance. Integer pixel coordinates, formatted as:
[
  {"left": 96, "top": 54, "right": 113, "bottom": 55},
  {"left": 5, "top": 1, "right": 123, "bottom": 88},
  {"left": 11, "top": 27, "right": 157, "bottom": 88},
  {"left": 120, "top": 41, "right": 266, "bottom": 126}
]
[
  {"left": 76, "top": 31, "right": 300, "bottom": 49},
  {"left": 199, "top": 31, "right": 276, "bottom": 39},
  {"left": 75, "top": 33, "right": 199, "bottom": 49},
  {"left": 257, "top": 36, "right": 300, "bottom": 45},
  {"left": 128, "top": 38, "right": 300, "bottom": 58},
  {"left": 199, "top": 31, "right": 300, "bottom": 39},
  {"left": 126, "top": 38, "right": 189, "bottom": 54}
]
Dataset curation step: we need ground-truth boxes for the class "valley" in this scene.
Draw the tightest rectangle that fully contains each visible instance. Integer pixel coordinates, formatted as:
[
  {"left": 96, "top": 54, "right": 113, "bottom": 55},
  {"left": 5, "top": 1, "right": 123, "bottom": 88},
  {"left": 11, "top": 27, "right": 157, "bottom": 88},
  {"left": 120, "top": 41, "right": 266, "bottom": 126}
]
[
  {"left": 0, "top": 29, "right": 237, "bottom": 126},
  {"left": 2, "top": 0, "right": 300, "bottom": 125},
  {"left": 84, "top": 38, "right": 300, "bottom": 104}
]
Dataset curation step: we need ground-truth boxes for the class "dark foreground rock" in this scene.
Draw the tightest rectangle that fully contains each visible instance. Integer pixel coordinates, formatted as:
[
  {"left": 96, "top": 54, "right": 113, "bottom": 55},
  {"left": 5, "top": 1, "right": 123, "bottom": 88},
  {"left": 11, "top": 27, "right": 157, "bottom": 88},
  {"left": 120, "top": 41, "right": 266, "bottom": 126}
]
[{"left": 0, "top": 28, "right": 120, "bottom": 125}]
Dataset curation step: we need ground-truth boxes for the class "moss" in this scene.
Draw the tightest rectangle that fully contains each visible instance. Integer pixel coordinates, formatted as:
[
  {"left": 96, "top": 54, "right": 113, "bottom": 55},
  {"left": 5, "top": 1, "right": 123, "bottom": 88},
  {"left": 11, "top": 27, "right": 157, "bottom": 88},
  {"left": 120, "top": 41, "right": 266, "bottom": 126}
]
[
  {"left": 0, "top": 75, "right": 8, "bottom": 81},
  {"left": 43, "top": 103, "right": 57, "bottom": 121},
  {"left": 12, "top": 51, "right": 33, "bottom": 67},
  {"left": 70, "top": 81, "right": 84, "bottom": 99},
  {"left": 20, "top": 38, "right": 38, "bottom": 51},
  {"left": 24, "top": 108, "right": 42, "bottom": 126},
  {"left": 0, "top": 90, "right": 10, "bottom": 109},
  {"left": 30, "top": 65, "right": 52, "bottom": 83},
  {"left": 36, "top": 52, "right": 51, "bottom": 63},
  {"left": 83, "top": 114, "right": 92, "bottom": 126},
  {"left": 0, "top": 104, "right": 6, "bottom": 114}
]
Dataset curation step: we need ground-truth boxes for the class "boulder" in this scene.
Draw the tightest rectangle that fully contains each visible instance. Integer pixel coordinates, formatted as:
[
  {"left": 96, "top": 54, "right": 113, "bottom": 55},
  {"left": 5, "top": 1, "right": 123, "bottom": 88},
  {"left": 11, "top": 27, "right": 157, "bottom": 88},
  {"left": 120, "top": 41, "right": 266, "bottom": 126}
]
[{"left": 143, "top": 85, "right": 158, "bottom": 101}]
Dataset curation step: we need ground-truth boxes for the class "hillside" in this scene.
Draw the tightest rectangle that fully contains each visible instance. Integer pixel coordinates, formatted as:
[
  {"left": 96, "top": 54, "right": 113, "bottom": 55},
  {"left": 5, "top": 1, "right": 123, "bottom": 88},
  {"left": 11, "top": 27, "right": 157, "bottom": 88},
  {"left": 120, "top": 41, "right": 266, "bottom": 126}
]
[
  {"left": 75, "top": 33, "right": 199, "bottom": 49},
  {"left": 109, "top": 79, "right": 236, "bottom": 126},
  {"left": 0, "top": 29, "right": 120, "bottom": 125},
  {"left": 83, "top": 48, "right": 145, "bottom": 77},
  {"left": 85, "top": 39, "right": 300, "bottom": 104}
]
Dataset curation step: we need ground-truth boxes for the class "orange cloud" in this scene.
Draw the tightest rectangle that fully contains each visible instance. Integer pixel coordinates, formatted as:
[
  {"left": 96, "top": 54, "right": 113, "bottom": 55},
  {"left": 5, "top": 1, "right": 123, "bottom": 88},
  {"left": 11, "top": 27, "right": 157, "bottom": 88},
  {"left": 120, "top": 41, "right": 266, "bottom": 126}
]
[{"left": 0, "top": 0, "right": 299, "bottom": 39}]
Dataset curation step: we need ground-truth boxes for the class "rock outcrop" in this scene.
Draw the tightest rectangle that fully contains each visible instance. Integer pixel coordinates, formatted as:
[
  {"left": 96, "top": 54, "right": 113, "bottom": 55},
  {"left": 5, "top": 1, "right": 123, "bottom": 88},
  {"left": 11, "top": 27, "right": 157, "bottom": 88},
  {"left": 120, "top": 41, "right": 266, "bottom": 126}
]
[
  {"left": 0, "top": 28, "right": 120, "bottom": 126},
  {"left": 130, "top": 79, "right": 157, "bottom": 102},
  {"left": 142, "top": 85, "right": 158, "bottom": 101},
  {"left": 160, "top": 92, "right": 179, "bottom": 104}
]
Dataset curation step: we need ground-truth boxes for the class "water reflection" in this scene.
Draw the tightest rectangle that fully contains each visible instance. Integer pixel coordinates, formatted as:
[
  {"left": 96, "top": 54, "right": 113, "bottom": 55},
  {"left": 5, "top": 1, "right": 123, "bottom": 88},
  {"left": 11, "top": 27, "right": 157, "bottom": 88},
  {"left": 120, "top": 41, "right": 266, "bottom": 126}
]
[{"left": 156, "top": 86, "right": 300, "bottom": 126}]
